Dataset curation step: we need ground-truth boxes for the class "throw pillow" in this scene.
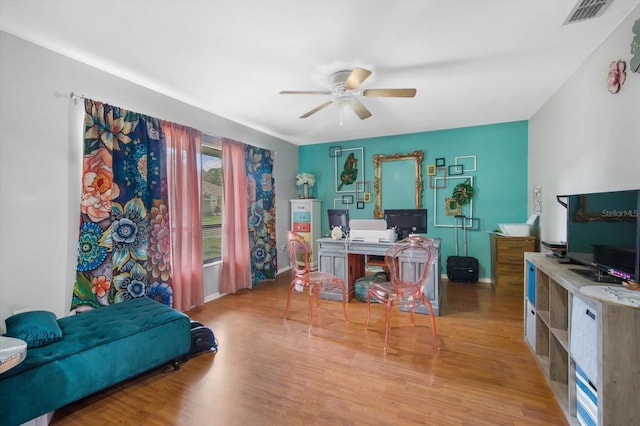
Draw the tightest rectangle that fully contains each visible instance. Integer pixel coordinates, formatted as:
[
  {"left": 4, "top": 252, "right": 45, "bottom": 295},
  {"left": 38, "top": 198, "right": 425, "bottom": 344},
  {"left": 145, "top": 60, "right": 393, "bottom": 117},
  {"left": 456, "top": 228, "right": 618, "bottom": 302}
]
[{"left": 4, "top": 310, "right": 62, "bottom": 348}]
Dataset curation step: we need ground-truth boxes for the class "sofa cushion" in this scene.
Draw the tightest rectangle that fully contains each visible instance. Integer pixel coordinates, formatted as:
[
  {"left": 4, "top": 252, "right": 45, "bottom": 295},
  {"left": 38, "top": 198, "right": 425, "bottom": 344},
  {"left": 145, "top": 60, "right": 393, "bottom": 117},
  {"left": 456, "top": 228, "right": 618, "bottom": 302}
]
[{"left": 4, "top": 310, "right": 62, "bottom": 348}]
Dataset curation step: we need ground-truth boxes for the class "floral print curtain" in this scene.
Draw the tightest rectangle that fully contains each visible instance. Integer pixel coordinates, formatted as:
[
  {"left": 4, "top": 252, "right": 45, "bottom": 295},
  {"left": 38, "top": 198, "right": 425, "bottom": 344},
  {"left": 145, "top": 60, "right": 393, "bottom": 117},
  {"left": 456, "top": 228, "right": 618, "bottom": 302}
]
[
  {"left": 72, "top": 99, "right": 173, "bottom": 311},
  {"left": 246, "top": 145, "right": 277, "bottom": 286}
]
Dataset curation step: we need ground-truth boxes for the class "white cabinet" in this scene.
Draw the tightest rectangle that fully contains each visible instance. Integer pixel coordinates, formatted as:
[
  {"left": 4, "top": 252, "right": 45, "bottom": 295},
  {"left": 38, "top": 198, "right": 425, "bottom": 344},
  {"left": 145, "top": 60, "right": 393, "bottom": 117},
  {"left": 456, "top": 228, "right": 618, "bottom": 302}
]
[
  {"left": 524, "top": 253, "right": 640, "bottom": 425},
  {"left": 290, "top": 199, "right": 322, "bottom": 270}
]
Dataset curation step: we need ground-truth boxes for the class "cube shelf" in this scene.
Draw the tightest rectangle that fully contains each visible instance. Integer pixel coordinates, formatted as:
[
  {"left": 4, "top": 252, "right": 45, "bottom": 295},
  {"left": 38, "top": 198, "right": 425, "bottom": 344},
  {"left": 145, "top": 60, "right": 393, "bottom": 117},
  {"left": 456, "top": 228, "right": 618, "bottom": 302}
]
[{"left": 524, "top": 253, "right": 640, "bottom": 425}]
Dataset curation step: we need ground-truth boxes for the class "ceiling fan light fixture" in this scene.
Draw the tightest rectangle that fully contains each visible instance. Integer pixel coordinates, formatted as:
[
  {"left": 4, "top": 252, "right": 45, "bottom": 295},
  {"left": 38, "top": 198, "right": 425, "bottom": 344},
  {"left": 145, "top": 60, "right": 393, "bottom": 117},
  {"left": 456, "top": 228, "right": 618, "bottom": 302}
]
[
  {"left": 280, "top": 67, "right": 414, "bottom": 122},
  {"left": 335, "top": 94, "right": 354, "bottom": 126},
  {"left": 335, "top": 95, "right": 353, "bottom": 113}
]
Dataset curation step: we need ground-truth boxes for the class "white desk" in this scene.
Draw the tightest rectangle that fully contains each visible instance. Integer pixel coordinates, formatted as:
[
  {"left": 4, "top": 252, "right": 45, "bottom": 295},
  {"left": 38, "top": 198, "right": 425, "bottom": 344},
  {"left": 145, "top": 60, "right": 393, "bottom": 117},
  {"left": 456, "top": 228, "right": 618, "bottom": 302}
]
[
  {"left": 0, "top": 336, "right": 27, "bottom": 374},
  {"left": 317, "top": 237, "right": 442, "bottom": 315}
]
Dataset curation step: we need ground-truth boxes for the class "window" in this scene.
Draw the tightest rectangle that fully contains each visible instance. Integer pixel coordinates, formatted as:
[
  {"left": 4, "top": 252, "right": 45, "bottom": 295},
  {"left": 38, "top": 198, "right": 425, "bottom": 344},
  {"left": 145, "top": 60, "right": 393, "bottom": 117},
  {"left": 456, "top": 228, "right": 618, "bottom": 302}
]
[{"left": 202, "top": 143, "right": 222, "bottom": 263}]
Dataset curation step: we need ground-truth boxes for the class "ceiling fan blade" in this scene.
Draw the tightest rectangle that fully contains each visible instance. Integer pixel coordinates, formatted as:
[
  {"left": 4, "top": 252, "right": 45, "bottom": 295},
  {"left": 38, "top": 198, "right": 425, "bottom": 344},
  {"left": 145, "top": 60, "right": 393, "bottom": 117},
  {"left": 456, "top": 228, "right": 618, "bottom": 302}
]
[
  {"left": 280, "top": 90, "right": 332, "bottom": 95},
  {"left": 363, "top": 88, "right": 417, "bottom": 98},
  {"left": 344, "top": 68, "right": 372, "bottom": 91},
  {"left": 300, "top": 101, "right": 333, "bottom": 118},
  {"left": 352, "top": 99, "right": 372, "bottom": 120}
]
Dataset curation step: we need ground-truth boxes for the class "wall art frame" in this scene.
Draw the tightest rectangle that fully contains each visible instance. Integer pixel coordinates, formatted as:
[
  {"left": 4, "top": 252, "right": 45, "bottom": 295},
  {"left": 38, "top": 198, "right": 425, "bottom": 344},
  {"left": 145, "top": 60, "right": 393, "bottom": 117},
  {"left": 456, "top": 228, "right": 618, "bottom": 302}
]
[
  {"left": 534, "top": 186, "right": 542, "bottom": 214},
  {"left": 444, "top": 197, "right": 461, "bottom": 216},
  {"left": 433, "top": 175, "right": 474, "bottom": 227},
  {"left": 454, "top": 155, "right": 477, "bottom": 172},
  {"left": 429, "top": 167, "right": 447, "bottom": 189},
  {"left": 329, "top": 146, "right": 342, "bottom": 158},
  {"left": 372, "top": 150, "right": 424, "bottom": 218},
  {"left": 448, "top": 164, "right": 463, "bottom": 176},
  {"left": 333, "top": 198, "right": 350, "bottom": 209},
  {"left": 335, "top": 147, "right": 364, "bottom": 193},
  {"left": 342, "top": 194, "right": 354, "bottom": 205},
  {"left": 355, "top": 180, "right": 370, "bottom": 201}
]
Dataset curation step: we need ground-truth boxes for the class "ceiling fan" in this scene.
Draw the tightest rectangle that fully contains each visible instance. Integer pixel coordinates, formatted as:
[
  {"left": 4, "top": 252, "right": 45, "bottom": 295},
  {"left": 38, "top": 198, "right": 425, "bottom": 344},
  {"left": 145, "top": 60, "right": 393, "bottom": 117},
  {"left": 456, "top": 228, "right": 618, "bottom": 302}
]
[{"left": 280, "top": 68, "right": 416, "bottom": 121}]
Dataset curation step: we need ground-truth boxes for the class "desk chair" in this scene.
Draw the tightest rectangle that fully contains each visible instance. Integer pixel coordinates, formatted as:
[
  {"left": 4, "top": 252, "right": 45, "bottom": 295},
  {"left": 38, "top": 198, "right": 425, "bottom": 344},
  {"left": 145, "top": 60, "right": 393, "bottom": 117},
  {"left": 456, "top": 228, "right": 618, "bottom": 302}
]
[
  {"left": 365, "top": 235, "right": 441, "bottom": 354},
  {"left": 284, "top": 231, "right": 349, "bottom": 333}
]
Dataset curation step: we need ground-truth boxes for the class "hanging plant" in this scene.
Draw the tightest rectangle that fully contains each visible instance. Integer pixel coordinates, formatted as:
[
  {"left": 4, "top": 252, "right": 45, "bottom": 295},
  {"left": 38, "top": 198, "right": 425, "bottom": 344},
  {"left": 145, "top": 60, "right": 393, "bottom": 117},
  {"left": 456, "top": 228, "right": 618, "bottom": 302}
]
[{"left": 452, "top": 178, "right": 474, "bottom": 206}]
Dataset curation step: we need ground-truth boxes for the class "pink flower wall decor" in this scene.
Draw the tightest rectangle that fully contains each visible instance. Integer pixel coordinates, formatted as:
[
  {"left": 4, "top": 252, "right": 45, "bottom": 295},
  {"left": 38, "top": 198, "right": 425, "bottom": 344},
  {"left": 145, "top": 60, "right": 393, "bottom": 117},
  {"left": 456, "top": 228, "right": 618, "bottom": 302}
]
[{"left": 607, "top": 60, "right": 626, "bottom": 94}]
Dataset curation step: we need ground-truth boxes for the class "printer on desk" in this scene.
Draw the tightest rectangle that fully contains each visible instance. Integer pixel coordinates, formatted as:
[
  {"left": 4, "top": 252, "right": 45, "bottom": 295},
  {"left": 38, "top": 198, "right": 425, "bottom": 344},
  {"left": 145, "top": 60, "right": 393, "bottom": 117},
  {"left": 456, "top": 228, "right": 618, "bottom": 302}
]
[{"left": 349, "top": 219, "right": 397, "bottom": 243}]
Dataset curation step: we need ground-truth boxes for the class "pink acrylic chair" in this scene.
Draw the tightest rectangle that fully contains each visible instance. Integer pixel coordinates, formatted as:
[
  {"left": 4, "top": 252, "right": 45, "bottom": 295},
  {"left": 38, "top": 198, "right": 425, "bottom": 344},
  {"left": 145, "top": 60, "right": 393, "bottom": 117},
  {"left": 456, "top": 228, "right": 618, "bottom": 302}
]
[
  {"left": 365, "top": 235, "right": 441, "bottom": 354},
  {"left": 283, "top": 231, "right": 349, "bottom": 333}
]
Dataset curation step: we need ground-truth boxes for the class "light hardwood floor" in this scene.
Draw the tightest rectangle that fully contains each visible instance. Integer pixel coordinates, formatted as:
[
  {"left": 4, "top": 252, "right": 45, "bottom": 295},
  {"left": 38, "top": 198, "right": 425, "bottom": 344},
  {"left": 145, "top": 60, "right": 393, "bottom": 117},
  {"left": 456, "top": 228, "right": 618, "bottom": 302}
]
[{"left": 51, "top": 272, "right": 567, "bottom": 425}]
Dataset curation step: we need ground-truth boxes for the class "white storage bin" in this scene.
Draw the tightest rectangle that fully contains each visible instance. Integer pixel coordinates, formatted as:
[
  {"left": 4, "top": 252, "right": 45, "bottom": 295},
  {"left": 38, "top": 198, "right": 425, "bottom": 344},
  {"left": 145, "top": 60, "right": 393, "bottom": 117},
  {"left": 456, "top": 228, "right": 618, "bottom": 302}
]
[
  {"left": 525, "top": 300, "right": 536, "bottom": 350},
  {"left": 570, "top": 295, "right": 598, "bottom": 384},
  {"left": 576, "top": 364, "right": 598, "bottom": 426}
]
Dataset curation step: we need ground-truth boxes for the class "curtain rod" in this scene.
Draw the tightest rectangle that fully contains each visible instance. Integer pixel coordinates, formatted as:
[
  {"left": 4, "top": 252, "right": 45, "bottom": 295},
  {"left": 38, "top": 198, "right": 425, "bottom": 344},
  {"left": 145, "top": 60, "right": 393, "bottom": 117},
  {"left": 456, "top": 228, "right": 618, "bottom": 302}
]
[
  {"left": 68, "top": 92, "right": 274, "bottom": 154},
  {"left": 70, "top": 91, "right": 219, "bottom": 137},
  {"left": 70, "top": 92, "right": 86, "bottom": 101}
]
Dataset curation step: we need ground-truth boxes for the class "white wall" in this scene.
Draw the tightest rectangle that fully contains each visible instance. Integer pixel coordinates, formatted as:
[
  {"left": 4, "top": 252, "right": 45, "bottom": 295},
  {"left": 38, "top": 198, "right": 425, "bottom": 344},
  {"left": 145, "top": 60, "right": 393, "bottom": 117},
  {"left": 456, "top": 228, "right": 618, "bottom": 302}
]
[
  {"left": 0, "top": 31, "right": 299, "bottom": 329},
  {"left": 529, "top": 8, "right": 640, "bottom": 244}
]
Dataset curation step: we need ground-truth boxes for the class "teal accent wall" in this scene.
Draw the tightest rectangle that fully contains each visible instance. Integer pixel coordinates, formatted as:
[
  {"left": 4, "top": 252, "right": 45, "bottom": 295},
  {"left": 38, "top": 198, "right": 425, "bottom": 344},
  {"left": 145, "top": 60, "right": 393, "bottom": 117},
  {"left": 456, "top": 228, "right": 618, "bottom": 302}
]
[{"left": 298, "top": 120, "right": 529, "bottom": 280}]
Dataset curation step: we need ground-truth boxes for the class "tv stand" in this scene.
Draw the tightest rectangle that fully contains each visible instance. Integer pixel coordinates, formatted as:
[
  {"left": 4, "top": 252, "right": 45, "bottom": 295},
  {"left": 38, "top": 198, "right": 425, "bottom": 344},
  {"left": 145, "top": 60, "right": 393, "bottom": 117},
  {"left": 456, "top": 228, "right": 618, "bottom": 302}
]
[
  {"left": 569, "top": 268, "right": 622, "bottom": 284},
  {"left": 525, "top": 253, "right": 640, "bottom": 425}
]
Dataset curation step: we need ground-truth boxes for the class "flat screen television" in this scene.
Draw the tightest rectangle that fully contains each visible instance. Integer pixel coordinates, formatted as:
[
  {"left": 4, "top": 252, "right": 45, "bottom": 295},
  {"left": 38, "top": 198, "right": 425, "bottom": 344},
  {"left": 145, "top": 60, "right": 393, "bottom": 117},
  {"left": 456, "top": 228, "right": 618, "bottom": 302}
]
[
  {"left": 384, "top": 209, "right": 428, "bottom": 240},
  {"left": 328, "top": 209, "right": 350, "bottom": 234},
  {"left": 565, "top": 189, "right": 639, "bottom": 283}
]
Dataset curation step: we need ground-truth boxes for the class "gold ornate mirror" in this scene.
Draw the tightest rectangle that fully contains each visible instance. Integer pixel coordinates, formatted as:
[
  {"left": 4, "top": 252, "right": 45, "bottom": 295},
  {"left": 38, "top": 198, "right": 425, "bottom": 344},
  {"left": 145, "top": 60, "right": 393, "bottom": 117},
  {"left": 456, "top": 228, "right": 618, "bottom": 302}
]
[{"left": 373, "top": 151, "right": 424, "bottom": 218}]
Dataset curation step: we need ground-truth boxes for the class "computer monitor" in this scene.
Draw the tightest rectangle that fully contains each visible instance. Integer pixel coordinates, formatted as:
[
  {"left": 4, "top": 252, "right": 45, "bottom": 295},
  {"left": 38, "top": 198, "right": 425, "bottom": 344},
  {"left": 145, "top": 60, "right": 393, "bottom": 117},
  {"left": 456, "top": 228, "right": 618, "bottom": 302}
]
[
  {"left": 384, "top": 209, "right": 428, "bottom": 240},
  {"left": 328, "top": 209, "right": 350, "bottom": 234}
]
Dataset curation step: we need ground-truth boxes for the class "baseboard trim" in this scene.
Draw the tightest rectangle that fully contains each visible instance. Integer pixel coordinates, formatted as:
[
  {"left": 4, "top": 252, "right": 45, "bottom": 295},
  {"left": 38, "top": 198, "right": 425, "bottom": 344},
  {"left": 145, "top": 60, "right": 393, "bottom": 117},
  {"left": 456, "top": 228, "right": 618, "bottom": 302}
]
[
  {"left": 277, "top": 266, "right": 291, "bottom": 275},
  {"left": 204, "top": 292, "right": 223, "bottom": 303},
  {"left": 441, "top": 274, "right": 491, "bottom": 284}
]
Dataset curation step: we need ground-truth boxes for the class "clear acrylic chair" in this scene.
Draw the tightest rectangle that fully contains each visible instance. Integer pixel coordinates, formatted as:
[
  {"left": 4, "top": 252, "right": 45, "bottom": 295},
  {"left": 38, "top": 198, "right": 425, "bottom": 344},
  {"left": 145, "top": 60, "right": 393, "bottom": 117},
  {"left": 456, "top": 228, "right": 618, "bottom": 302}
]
[
  {"left": 283, "top": 231, "right": 349, "bottom": 333},
  {"left": 365, "top": 235, "right": 441, "bottom": 354}
]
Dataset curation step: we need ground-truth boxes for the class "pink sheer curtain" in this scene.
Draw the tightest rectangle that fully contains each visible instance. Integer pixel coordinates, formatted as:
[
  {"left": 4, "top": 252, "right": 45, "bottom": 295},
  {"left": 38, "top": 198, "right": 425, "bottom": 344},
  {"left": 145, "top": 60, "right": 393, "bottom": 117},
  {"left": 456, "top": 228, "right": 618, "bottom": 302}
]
[
  {"left": 220, "top": 138, "right": 251, "bottom": 293},
  {"left": 163, "top": 121, "right": 204, "bottom": 311}
]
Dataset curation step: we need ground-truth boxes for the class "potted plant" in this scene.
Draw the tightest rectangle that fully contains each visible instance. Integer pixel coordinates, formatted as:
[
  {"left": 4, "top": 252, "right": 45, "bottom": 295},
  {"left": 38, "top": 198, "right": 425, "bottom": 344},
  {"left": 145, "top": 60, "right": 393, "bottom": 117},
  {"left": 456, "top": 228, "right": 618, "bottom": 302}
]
[{"left": 295, "top": 173, "right": 315, "bottom": 198}]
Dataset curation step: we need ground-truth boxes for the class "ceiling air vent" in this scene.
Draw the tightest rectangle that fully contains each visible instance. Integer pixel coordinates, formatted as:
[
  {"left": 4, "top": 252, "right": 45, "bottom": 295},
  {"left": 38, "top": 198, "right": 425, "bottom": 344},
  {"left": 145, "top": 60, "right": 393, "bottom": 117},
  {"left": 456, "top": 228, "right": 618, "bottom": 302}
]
[{"left": 563, "top": 0, "right": 613, "bottom": 25}]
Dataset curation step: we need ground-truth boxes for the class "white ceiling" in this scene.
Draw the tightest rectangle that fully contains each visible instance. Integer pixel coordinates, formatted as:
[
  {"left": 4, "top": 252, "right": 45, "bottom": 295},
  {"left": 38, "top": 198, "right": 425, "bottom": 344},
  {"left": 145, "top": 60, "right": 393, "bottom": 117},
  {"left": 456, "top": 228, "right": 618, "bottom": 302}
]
[{"left": 1, "top": 0, "right": 638, "bottom": 145}]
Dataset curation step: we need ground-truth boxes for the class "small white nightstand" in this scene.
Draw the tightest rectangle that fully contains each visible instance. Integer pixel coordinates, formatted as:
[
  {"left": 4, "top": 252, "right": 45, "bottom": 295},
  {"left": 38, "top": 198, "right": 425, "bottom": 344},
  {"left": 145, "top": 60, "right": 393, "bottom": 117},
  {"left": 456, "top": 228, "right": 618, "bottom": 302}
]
[{"left": 0, "top": 336, "right": 27, "bottom": 374}]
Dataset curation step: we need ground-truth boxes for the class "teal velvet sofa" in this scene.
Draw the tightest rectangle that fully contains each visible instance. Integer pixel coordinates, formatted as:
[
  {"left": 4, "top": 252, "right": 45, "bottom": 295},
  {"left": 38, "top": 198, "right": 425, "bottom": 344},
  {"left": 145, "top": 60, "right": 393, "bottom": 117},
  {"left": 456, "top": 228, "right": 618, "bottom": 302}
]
[{"left": 0, "top": 297, "right": 191, "bottom": 425}]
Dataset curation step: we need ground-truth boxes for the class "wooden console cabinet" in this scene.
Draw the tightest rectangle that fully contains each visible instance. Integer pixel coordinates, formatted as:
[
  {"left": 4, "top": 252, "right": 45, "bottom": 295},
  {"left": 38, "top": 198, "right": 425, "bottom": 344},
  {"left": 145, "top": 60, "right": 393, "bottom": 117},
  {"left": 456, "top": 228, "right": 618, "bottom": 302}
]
[
  {"left": 524, "top": 253, "right": 640, "bottom": 425},
  {"left": 490, "top": 233, "right": 536, "bottom": 294}
]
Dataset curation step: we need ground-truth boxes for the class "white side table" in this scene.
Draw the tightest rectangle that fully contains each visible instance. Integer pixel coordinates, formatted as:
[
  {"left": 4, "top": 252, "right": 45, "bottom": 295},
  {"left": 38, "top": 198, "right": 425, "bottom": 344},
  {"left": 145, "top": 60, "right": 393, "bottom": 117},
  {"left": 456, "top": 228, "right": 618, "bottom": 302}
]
[{"left": 0, "top": 336, "right": 27, "bottom": 374}]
